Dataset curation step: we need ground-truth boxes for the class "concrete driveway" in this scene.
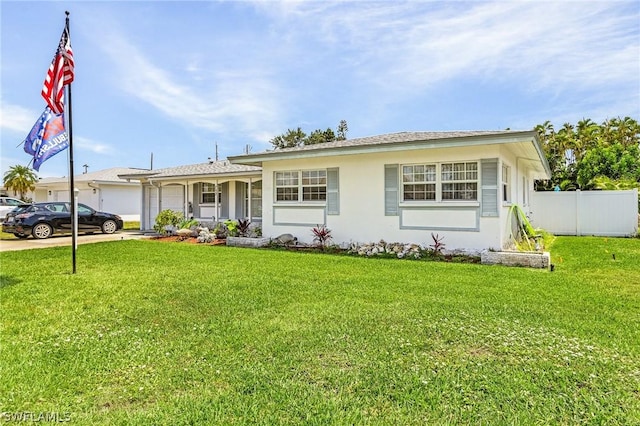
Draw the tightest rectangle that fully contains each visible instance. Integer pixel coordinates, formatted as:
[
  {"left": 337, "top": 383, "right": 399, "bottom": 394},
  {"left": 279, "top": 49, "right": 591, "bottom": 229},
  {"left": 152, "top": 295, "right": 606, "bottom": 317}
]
[{"left": 0, "top": 230, "right": 149, "bottom": 252}]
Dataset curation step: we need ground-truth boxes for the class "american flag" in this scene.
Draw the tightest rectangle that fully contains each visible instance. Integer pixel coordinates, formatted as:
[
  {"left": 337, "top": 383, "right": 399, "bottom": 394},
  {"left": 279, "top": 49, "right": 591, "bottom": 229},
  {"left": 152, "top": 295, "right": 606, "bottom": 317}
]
[{"left": 42, "top": 26, "right": 74, "bottom": 114}]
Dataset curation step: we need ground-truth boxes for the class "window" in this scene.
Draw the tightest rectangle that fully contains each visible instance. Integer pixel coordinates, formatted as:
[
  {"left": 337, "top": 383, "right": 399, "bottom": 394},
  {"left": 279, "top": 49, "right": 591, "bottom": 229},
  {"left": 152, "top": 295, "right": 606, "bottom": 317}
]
[
  {"left": 275, "top": 171, "right": 298, "bottom": 201},
  {"left": 275, "top": 170, "right": 326, "bottom": 202},
  {"left": 302, "top": 170, "right": 326, "bottom": 201},
  {"left": 502, "top": 164, "right": 511, "bottom": 202},
  {"left": 249, "top": 180, "right": 262, "bottom": 218},
  {"left": 402, "top": 164, "right": 436, "bottom": 200},
  {"left": 201, "top": 183, "right": 221, "bottom": 204},
  {"left": 400, "top": 161, "right": 479, "bottom": 202},
  {"left": 441, "top": 162, "right": 477, "bottom": 200}
]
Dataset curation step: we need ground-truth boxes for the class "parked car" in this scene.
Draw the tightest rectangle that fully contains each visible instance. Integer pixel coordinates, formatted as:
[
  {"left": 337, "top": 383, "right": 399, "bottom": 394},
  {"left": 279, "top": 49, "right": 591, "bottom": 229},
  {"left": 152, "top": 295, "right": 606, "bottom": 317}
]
[
  {"left": 0, "top": 196, "right": 27, "bottom": 222},
  {"left": 2, "top": 202, "right": 123, "bottom": 239}
]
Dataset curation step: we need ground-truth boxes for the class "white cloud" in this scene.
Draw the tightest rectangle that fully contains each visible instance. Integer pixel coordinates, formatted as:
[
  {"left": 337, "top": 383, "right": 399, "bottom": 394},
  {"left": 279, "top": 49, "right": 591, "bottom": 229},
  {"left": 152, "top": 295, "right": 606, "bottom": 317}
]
[
  {"left": 256, "top": 1, "right": 639, "bottom": 95},
  {"left": 96, "top": 29, "right": 284, "bottom": 138},
  {"left": 0, "top": 102, "right": 38, "bottom": 133},
  {"left": 75, "top": 137, "right": 115, "bottom": 155}
]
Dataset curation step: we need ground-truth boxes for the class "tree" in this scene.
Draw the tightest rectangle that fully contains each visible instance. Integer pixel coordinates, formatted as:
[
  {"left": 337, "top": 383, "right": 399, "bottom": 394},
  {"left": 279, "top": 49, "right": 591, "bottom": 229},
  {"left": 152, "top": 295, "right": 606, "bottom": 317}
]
[
  {"left": 269, "top": 120, "right": 348, "bottom": 149},
  {"left": 535, "top": 117, "right": 640, "bottom": 191},
  {"left": 269, "top": 127, "right": 307, "bottom": 149},
  {"left": 3, "top": 165, "right": 38, "bottom": 201},
  {"left": 577, "top": 143, "right": 640, "bottom": 188},
  {"left": 336, "top": 119, "right": 348, "bottom": 141},
  {"left": 306, "top": 128, "right": 336, "bottom": 145}
]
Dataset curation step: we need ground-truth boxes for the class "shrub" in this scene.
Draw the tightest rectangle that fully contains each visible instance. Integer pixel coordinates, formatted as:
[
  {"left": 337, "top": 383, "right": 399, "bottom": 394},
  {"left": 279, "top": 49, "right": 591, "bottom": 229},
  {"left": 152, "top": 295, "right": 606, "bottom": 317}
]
[
  {"left": 179, "top": 218, "right": 199, "bottom": 230},
  {"left": 236, "top": 219, "right": 251, "bottom": 237},
  {"left": 312, "top": 224, "right": 332, "bottom": 247},
  {"left": 429, "top": 233, "right": 446, "bottom": 255},
  {"left": 153, "top": 210, "right": 184, "bottom": 235},
  {"left": 224, "top": 219, "right": 238, "bottom": 237}
]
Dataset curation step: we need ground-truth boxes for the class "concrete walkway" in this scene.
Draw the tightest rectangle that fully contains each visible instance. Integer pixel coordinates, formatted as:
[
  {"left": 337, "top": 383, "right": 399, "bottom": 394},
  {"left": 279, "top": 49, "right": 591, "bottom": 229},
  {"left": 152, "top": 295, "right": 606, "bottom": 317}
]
[{"left": 0, "top": 230, "right": 150, "bottom": 252}]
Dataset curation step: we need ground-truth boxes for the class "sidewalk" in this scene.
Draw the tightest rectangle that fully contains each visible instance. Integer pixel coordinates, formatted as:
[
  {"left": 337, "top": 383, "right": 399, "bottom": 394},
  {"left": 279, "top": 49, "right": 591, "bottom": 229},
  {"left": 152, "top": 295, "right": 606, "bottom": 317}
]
[{"left": 0, "top": 230, "right": 150, "bottom": 252}]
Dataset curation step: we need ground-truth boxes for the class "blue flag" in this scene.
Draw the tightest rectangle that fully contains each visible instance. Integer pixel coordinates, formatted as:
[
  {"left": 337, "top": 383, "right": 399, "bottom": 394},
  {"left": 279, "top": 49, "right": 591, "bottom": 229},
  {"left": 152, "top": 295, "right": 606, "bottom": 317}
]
[
  {"left": 24, "top": 107, "right": 69, "bottom": 171},
  {"left": 23, "top": 108, "right": 54, "bottom": 155}
]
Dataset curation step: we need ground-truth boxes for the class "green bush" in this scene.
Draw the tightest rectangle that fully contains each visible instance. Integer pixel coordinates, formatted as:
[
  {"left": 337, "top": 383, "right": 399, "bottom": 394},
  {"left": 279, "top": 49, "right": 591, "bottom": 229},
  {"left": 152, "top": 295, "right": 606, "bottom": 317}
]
[{"left": 153, "top": 210, "right": 184, "bottom": 235}]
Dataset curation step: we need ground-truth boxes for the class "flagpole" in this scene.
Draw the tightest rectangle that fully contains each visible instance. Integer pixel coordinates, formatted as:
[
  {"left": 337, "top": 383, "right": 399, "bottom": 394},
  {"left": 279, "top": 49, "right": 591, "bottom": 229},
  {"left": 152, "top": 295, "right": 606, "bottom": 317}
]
[{"left": 65, "top": 11, "right": 77, "bottom": 274}]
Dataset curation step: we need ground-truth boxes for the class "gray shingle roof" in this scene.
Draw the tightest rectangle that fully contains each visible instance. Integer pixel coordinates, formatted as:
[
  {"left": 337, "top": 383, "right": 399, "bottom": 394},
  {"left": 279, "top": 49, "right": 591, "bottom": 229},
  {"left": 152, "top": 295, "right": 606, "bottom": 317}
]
[
  {"left": 229, "top": 130, "right": 537, "bottom": 164},
  {"left": 118, "top": 161, "right": 262, "bottom": 180},
  {"left": 281, "top": 131, "right": 523, "bottom": 152},
  {"left": 37, "top": 167, "right": 146, "bottom": 185}
]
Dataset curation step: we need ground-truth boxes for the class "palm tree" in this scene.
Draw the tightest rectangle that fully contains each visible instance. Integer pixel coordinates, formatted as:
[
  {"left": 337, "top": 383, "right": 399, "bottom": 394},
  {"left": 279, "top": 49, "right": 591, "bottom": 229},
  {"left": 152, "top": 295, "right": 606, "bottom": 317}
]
[{"left": 3, "top": 165, "right": 38, "bottom": 201}]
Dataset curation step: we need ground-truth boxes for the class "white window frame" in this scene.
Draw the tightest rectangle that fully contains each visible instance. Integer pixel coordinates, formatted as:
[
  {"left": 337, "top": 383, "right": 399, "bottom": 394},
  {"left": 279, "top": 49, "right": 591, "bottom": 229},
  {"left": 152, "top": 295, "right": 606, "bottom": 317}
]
[
  {"left": 201, "top": 183, "right": 221, "bottom": 204},
  {"left": 502, "top": 164, "right": 511, "bottom": 203},
  {"left": 401, "top": 161, "right": 479, "bottom": 203},
  {"left": 402, "top": 164, "right": 436, "bottom": 201},
  {"left": 275, "top": 169, "right": 327, "bottom": 203}
]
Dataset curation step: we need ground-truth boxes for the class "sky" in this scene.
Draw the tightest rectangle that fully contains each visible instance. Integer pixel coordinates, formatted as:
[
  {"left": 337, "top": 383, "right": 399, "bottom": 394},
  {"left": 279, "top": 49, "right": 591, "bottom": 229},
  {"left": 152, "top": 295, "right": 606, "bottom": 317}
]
[{"left": 1, "top": 0, "right": 639, "bottom": 178}]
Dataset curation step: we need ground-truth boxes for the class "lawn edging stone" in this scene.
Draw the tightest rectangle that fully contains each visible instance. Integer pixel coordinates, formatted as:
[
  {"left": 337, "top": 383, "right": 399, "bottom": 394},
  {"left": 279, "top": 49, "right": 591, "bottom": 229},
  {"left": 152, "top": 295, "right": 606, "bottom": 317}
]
[
  {"left": 226, "top": 236, "right": 271, "bottom": 248},
  {"left": 481, "top": 250, "right": 551, "bottom": 269}
]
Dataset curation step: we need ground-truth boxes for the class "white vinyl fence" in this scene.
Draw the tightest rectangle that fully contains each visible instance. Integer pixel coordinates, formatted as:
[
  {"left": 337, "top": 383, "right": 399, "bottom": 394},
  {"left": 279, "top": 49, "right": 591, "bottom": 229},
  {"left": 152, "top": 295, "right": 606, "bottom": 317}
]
[{"left": 529, "top": 189, "right": 638, "bottom": 236}]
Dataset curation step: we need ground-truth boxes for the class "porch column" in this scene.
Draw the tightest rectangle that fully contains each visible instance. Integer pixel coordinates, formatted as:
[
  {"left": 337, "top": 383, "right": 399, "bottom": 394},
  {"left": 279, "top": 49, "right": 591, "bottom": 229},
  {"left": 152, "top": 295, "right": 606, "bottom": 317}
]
[
  {"left": 214, "top": 180, "right": 219, "bottom": 222},
  {"left": 185, "top": 181, "right": 191, "bottom": 219},
  {"left": 248, "top": 178, "right": 252, "bottom": 222}
]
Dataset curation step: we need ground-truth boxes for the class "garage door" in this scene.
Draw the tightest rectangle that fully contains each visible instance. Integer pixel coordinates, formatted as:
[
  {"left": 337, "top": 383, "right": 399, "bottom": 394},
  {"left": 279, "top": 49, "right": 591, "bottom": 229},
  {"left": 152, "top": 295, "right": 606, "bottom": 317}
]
[
  {"left": 162, "top": 185, "right": 184, "bottom": 214},
  {"left": 55, "top": 190, "right": 69, "bottom": 202}
]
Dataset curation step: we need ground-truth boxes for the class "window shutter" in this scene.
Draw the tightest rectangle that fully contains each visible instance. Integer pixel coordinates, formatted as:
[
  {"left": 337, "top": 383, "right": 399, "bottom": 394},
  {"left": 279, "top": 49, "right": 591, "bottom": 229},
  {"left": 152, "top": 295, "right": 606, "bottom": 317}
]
[
  {"left": 384, "top": 164, "right": 399, "bottom": 216},
  {"left": 481, "top": 159, "right": 499, "bottom": 217},
  {"left": 235, "top": 181, "right": 245, "bottom": 218},
  {"left": 326, "top": 168, "right": 339, "bottom": 215}
]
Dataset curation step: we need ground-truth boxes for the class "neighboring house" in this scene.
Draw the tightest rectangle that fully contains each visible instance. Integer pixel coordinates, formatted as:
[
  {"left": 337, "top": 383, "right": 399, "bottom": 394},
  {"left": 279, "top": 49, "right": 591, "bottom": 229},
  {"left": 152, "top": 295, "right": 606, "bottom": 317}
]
[
  {"left": 118, "top": 161, "right": 262, "bottom": 230},
  {"left": 31, "top": 167, "right": 143, "bottom": 221},
  {"left": 227, "top": 131, "right": 551, "bottom": 251}
]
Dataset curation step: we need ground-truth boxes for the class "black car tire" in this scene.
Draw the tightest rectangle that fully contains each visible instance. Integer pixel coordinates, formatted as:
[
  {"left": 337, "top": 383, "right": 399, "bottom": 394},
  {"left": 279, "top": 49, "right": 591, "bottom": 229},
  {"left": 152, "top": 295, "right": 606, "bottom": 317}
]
[
  {"left": 102, "top": 220, "right": 118, "bottom": 234},
  {"left": 14, "top": 233, "right": 28, "bottom": 239},
  {"left": 32, "top": 223, "right": 53, "bottom": 239}
]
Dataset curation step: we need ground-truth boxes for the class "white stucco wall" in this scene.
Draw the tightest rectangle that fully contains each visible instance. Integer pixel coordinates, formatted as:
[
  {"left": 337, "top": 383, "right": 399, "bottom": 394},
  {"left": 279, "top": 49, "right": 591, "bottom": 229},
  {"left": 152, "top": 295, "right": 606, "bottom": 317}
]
[
  {"left": 260, "top": 145, "right": 521, "bottom": 251},
  {"left": 36, "top": 184, "right": 141, "bottom": 222}
]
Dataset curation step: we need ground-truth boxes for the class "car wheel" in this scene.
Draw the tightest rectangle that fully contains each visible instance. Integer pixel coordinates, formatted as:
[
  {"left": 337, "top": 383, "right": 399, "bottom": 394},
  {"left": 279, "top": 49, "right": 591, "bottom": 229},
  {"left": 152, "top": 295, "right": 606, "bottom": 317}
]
[
  {"left": 32, "top": 223, "right": 53, "bottom": 239},
  {"left": 14, "top": 233, "right": 28, "bottom": 239},
  {"left": 102, "top": 220, "right": 117, "bottom": 234}
]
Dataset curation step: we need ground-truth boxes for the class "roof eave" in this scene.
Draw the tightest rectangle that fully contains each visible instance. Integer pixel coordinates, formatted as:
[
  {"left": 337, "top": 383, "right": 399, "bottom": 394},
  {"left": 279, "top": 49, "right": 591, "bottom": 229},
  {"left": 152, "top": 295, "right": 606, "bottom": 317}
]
[
  {"left": 229, "top": 131, "right": 542, "bottom": 165},
  {"left": 146, "top": 170, "right": 263, "bottom": 182}
]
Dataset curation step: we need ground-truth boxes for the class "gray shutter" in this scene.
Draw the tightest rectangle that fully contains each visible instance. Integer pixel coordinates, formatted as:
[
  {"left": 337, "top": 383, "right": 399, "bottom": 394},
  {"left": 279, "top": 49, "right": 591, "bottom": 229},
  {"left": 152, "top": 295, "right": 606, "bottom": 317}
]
[
  {"left": 326, "top": 168, "right": 339, "bottom": 215},
  {"left": 481, "top": 159, "right": 499, "bottom": 217},
  {"left": 193, "top": 183, "right": 201, "bottom": 217},
  {"left": 384, "top": 164, "right": 399, "bottom": 216}
]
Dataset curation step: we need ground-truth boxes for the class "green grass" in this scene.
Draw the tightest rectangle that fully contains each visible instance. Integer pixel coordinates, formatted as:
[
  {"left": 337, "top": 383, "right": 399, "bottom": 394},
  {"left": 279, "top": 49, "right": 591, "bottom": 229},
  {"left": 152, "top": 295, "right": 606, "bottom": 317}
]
[
  {"left": 0, "top": 221, "right": 140, "bottom": 240},
  {"left": 1, "top": 237, "right": 638, "bottom": 425}
]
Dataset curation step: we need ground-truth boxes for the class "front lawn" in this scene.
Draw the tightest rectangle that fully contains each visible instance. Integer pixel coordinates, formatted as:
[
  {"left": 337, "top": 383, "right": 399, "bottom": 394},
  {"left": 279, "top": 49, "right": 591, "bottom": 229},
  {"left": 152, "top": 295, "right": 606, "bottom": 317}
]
[{"left": 1, "top": 237, "right": 638, "bottom": 424}]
